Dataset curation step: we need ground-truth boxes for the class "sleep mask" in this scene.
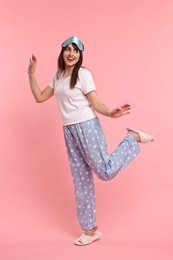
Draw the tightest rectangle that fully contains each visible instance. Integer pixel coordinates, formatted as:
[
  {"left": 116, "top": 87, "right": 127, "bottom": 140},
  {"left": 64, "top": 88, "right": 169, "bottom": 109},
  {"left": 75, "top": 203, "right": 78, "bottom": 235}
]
[{"left": 61, "top": 36, "right": 84, "bottom": 51}]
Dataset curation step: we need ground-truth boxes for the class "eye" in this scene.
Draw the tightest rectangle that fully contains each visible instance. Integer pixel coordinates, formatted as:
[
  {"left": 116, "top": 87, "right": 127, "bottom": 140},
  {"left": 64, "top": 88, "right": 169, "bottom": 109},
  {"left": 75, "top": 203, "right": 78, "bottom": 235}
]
[{"left": 65, "top": 47, "right": 71, "bottom": 52}]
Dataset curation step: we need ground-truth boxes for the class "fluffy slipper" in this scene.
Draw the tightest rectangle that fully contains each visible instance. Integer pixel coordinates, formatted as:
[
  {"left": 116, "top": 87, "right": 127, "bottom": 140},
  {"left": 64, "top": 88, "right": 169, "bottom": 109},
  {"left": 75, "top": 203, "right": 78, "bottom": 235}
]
[
  {"left": 127, "top": 128, "right": 154, "bottom": 143},
  {"left": 74, "top": 231, "right": 102, "bottom": 246}
]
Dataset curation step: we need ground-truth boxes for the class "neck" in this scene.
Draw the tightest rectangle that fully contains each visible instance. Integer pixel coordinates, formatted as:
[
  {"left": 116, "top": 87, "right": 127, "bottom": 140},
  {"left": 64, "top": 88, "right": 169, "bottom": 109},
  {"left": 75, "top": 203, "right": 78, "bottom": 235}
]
[{"left": 63, "top": 66, "right": 74, "bottom": 77}]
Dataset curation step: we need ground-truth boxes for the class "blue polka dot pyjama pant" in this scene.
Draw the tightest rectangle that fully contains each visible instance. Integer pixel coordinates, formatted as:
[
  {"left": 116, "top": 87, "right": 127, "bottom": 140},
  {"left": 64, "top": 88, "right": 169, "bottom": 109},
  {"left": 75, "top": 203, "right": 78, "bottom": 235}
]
[{"left": 63, "top": 117, "right": 140, "bottom": 231}]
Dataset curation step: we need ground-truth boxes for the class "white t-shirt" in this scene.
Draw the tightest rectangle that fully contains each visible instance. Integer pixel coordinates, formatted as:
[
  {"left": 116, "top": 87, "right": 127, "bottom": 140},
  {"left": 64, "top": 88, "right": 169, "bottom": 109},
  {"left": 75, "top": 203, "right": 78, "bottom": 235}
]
[{"left": 49, "top": 67, "right": 97, "bottom": 126}]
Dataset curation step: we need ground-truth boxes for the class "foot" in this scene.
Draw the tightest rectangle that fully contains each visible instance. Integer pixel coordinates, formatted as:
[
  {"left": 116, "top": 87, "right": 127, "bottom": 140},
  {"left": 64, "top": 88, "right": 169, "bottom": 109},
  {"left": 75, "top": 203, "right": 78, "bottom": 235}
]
[
  {"left": 128, "top": 130, "right": 141, "bottom": 142},
  {"left": 127, "top": 128, "right": 154, "bottom": 143},
  {"left": 74, "top": 230, "right": 102, "bottom": 246}
]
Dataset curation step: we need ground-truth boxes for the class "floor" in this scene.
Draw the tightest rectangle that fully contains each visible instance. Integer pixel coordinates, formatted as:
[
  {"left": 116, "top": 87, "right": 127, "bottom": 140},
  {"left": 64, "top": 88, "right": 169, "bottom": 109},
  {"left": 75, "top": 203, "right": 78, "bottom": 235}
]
[{"left": 1, "top": 236, "right": 173, "bottom": 260}]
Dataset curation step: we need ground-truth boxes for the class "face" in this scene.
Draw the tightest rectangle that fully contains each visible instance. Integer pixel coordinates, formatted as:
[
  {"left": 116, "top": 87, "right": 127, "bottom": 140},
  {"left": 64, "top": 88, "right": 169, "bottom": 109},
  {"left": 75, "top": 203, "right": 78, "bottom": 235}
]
[{"left": 63, "top": 43, "right": 80, "bottom": 69}]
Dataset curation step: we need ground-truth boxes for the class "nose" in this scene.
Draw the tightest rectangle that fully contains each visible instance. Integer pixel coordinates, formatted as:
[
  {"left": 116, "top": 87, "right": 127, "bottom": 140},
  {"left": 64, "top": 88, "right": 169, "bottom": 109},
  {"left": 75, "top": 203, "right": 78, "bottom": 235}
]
[{"left": 69, "top": 49, "right": 74, "bottom": 56}]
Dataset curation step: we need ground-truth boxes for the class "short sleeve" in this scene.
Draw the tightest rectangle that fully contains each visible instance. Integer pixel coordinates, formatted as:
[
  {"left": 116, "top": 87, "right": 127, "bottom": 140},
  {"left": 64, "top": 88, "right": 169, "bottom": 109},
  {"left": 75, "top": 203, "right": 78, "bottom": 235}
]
[
  {"left": 49, "top": 75, "right": 56, "bottom": 89},
  {"left": 79, "top": 68, "right": 96, "bottom": 94}
]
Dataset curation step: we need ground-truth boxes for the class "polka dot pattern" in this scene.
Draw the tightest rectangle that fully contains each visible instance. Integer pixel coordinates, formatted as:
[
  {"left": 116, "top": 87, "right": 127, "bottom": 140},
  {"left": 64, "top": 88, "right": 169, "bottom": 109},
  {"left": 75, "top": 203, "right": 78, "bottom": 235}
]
[{"left": 63, "top": 117, "right": 140, "bottom": 230}]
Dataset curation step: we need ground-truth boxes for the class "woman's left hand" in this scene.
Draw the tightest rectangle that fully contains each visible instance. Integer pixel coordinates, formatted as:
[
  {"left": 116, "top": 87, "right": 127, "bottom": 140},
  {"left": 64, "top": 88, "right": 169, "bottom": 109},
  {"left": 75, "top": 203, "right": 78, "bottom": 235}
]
[{"left": 110, "top": 104, "right": 131, "bottom": 118}]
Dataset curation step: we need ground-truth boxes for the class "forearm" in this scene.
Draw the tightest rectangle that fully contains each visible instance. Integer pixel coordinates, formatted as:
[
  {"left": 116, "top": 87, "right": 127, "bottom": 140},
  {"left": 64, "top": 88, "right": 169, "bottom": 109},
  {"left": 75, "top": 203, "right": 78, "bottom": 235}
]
[
  {"left": 28, "top": 73, "right": 42, "bottom": 103},
  {"left": 92, "top": 101, "right": 111, "bottom": 117},
  {"left": 87, "top": 91, "right": 131, "bottom": 119},
  {"left": 87, "top": 91, "right": 112, "bottom": 117}
]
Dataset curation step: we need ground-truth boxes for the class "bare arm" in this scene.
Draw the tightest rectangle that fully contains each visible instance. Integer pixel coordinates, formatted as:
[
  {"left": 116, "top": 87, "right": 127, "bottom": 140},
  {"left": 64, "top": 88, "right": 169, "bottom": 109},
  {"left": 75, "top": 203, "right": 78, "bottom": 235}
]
[
  {"left": 28, "top": 55, "right": 54, "bottom": 103},
  {"left": 87, "top": 91, "right": 131, "bottom": 118}
]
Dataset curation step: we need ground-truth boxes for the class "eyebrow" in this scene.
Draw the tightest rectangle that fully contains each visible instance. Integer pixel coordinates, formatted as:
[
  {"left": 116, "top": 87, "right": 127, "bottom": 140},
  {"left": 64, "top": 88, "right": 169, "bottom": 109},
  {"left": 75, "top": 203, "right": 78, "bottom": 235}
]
[{"left": 66, "top": 44, "right": 79, "bottom": 51}]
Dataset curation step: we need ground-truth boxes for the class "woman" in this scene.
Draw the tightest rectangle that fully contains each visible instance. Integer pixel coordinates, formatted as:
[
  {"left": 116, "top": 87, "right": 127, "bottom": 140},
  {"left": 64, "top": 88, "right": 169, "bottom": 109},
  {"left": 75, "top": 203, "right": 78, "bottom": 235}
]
[{"left": 28, "top": 36, "right": 153, "bottom": 246}]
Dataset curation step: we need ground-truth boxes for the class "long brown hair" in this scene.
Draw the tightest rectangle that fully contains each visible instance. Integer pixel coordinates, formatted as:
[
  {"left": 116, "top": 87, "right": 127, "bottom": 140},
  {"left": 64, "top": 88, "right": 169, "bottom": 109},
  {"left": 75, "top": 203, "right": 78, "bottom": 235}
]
[{"left": 57, "top": 43, "right": 83, "bottom": 89}]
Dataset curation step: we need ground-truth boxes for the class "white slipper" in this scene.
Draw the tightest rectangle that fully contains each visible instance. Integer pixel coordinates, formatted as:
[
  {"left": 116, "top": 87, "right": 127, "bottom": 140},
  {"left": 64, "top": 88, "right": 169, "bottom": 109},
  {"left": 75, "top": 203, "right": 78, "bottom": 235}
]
[
  {"left": 127, "top": 128, "right": 154, "bottom": 143},
  {"left": 74, "top": 231, "right": 102, "bottom": 246}
]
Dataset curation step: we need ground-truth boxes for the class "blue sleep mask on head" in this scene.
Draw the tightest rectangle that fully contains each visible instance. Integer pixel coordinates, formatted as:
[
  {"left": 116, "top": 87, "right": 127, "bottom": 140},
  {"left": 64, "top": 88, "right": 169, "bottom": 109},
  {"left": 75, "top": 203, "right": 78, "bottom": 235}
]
[{"left": 61, "top": 36, "right": 84, "bottom": 51}]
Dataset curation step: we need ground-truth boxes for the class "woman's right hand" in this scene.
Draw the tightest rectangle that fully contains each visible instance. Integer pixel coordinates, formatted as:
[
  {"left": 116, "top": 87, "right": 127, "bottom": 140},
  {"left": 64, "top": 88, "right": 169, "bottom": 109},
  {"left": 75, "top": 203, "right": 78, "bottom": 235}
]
[{"left": 28, "top": 54, "right": 37, "bottom": 75}]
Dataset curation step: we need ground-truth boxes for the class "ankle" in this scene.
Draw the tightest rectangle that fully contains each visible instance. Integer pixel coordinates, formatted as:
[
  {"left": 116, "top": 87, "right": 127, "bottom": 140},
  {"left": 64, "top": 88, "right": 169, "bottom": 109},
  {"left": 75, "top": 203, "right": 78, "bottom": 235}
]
[
  {"left": 128, "top": 130, "right": 141, "bottom": 142},
  {"left": 84, "top": 226, "right": 98, "bottom": 236}
]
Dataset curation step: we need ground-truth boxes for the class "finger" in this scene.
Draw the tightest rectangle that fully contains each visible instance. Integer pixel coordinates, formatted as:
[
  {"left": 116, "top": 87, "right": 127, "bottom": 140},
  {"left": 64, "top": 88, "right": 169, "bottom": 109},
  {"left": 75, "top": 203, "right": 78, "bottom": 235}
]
[
  {"left": 122, "top": 105, "right": 131, "bottom": 110},
  {"left": 29, "top": 58, "right": 33, "bottom": 65},
  {"left": 124, "top": 107, "right": 131, "bottom": 111},
  {"left": 122, "top": 104, "right": 131, "bottom": 108},
  {"left": 32, "top": 54, "right": 37, "bottom": 62}
]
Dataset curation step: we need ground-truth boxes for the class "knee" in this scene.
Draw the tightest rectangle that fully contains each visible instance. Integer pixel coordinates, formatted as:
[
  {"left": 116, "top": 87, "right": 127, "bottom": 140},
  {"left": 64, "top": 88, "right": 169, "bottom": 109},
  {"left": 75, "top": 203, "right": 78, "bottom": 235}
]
[
  {"left": 95, "top": 171, "right": 114, "bottom": 182},
  {"left": 92, "top": 163, "right": 118, "bottom": 181}
]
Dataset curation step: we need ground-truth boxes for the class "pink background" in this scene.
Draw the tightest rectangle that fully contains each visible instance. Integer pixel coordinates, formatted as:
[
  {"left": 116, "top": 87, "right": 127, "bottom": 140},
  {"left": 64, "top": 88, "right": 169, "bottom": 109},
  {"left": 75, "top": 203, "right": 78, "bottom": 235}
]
[{"left": 1, "top": 0, "right": 173, "bottom": 259}]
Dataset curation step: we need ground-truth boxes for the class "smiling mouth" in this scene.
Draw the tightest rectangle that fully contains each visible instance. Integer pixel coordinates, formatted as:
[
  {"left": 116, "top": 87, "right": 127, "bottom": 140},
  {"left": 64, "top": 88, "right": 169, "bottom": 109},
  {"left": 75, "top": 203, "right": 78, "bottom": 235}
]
[{"left": 67, "top": 57, "right": 75, "bottom": 61}]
